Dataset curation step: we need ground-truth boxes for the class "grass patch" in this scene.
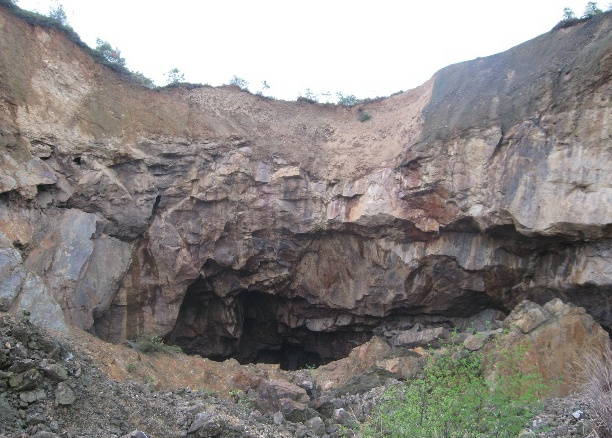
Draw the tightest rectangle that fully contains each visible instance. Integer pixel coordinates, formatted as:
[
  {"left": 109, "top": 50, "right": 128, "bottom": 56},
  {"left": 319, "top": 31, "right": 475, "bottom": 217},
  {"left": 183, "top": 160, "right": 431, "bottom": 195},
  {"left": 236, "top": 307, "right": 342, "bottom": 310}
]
[{"left": 581, "top": 347, "right": 612, "bottom": 437}]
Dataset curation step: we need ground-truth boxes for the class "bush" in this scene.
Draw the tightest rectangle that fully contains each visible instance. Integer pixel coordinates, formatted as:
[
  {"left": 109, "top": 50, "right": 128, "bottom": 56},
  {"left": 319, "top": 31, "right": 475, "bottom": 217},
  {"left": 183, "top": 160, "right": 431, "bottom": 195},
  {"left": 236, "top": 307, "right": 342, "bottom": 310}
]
[
  {"left": 360, "top": 337, "right": 546, "bottom": 437},
  {"left": 336, "top": 92, "right": 358, "bottom": 106},
  {"left": 229, "top": 75, "right": 249, "bottom": 90},
  {"left": 134, "top": 335, "right": 182, "bottom": 355},
  {"left": 94, "top": 38, "right": 126, "bottom": 66},
  {"left": 131, "top": 71, "right": 155, "bottom": 88},
  {"left": 581, "top": 347, "right": 612, "bottom": 437},
  {"left": 359, "top": 112, "right": 372, "bottom": 122},
  {"left": 299, "top": 88, "right": 319, "bottom": 103}
]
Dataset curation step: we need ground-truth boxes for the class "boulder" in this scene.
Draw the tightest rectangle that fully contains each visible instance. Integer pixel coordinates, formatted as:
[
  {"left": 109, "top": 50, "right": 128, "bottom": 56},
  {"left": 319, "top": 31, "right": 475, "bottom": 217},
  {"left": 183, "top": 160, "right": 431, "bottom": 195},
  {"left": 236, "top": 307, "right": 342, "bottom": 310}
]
[
  {"left": 488, "top": 299, "right": 612, "bottom": 396},
  {"left": 9, "top": 369, "right": 42, "bottom": 392},
  {"left": 317, "top": 336, "right": 424, "bottom": 391},
  {"left": 55, "top": 382, "right": 76, "bottom": 405},
  {"left": 187, "top": 411, "right": 226, "bottom": 437},
  {"left": 257, "top": 379, "right": 310, "bottom": 413},
  {"left": 389, "top": 326, "right": 451, "bottom": 348}
]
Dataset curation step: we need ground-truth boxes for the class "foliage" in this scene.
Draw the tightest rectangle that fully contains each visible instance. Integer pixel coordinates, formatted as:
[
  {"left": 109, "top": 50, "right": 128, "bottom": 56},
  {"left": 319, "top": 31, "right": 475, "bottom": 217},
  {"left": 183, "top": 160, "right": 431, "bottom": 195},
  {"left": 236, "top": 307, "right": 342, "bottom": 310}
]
[
  {"left": 0, "top": 0, "right": 155, "bottom": 88},
  {"left": 48, "top": 4, "right": 68, "bottom": 26},
  {"left": 359, "top": 112, "right": 372, "bottom": 122},
  {"left": 127, "top": 362, "right": 138, "bottom": 373},
  {"left": 94, "top": 38, "right": 126, "bottom": 66},
  {"left": 229, "top": 75, "right": 249, "bottom": 90},
  {"left": 134, "top": 335, "right": 183, "bottom": 355},
  {"left": 336, "top": 92, "right": 358, "bottom": 106},
  {"left": 583, "top": 1, "right": 603, "bottom": 17},
  {"left": 360, "top": 336, "right": 546, "bottom": 438},
  {"left": 580, "top": 347, "right": 612, "bottom": 437},
  {"left": 562, "top": 7, "right": 577, "bottom": 20},
  {"left": 131, "top": 71, "right": 155, "bottom": 88},
  {"left": 299, "top": 88, "right": 319, "bottom": 103},
  {"left": 165, "top": 68, "right": 185, "bottom": 85}
]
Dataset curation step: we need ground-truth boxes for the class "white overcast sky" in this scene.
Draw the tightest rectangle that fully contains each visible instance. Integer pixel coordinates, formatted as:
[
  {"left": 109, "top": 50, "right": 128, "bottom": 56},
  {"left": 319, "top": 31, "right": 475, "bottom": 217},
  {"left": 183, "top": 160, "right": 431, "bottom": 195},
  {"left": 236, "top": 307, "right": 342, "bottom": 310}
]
[{"left": 15, "top": 0, "right": 611, "bottom": 100}]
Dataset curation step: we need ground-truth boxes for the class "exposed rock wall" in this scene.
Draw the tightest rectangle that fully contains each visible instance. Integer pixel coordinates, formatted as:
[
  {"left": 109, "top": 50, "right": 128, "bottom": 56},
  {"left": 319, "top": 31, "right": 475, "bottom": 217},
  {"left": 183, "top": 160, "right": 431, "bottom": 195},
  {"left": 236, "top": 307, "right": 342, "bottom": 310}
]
[{"left": 0, "top": 3, "right": 611, "bottom": 363}]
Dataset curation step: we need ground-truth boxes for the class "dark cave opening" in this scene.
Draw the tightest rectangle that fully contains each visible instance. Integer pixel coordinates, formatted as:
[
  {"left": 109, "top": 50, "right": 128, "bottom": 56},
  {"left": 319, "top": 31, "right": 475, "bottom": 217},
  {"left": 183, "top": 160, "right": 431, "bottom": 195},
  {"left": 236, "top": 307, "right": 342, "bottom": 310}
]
[
  {"left": 166, "top": 281, "right": 345, "bottom": 370},
  {"left": 244, "top": 344, "right": 325, "bottom": 370}
]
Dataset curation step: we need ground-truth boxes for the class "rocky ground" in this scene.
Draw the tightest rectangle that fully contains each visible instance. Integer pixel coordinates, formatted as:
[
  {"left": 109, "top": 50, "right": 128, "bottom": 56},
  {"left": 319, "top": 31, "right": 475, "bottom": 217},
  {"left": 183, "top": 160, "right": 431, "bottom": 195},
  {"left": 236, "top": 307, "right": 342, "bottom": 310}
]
[{"left": 0, "top": 308, "right": 607, "bottom": 438}]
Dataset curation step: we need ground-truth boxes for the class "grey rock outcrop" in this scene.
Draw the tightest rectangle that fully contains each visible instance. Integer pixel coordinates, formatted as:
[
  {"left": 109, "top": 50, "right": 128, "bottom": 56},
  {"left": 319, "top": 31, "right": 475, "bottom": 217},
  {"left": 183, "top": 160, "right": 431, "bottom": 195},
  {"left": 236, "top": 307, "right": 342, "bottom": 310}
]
[{"left": 0, "top": 3, "right": 611, "bottom": 365}]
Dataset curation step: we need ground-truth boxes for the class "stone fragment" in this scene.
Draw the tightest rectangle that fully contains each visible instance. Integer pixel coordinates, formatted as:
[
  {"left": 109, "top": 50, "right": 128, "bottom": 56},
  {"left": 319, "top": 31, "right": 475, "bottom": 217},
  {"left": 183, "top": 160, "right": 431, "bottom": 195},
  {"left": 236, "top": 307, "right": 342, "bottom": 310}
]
[
  {"left": 39, "top": 360, "right": 68, "bottom": 381},
  {"left": 305, "top": 416, "right": 325, "bottom": 435},
  {"left": 258, "top": 379, "right": 310, "bottom": 410},
  {"left": 389, "top": 327, "right": 450, "bottom": 348},
  {"left": 335, "top": 369, "right": 397, "bottom": 396},
  {"left": 8, "top": 359, "right": 37, "bottom": 373},
  {"left": 272, "top": 411, "right": 284, "bottom": 425},
  {"left": 19, "top": 389, "right": 46, "bottom": 404},
  {"left": 9, "top": 369, "right": 42, "bottom": 392},
  {"left": 121, "top": 431, "right": 149, "bottom": 438},
  {"left": 0, "top": 393, "right": 20, "bottom": 429},
  {"left": 278, "top": 397, "right": 309, "bottom": 423},
  {"left": 187, "top": 411, "right": 225, "bottom": 437},
  {"left": 55, "top": 382, "right": 76, "bottom": 405},
  {"left": 332, "top": 408, "right": 354, "bottom": 427},
  {"left": 463, "top": 330, "right": 499, "bottom": 351}
]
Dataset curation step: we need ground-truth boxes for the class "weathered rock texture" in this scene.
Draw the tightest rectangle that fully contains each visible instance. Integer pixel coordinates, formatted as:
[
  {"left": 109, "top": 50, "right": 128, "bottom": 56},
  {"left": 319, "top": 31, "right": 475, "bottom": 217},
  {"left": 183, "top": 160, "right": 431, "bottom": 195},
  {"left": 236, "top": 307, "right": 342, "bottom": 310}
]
[{"left": 0, "top": 2, "right": 611, "bottom": 365}]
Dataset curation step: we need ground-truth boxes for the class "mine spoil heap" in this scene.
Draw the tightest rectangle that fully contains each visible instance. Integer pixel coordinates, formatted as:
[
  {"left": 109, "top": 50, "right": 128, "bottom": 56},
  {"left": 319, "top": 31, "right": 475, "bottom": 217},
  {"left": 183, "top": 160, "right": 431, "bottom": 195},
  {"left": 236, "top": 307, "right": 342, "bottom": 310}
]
[{"left": 0, "top": 2, "right": 612, "bottom": 370}]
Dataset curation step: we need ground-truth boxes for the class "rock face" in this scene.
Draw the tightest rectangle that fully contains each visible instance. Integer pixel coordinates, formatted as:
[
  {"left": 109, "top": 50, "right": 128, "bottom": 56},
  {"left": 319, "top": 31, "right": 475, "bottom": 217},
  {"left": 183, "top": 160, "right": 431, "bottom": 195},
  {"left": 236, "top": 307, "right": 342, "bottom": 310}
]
[
  {"left": 492, "top": 299, "right": 612, "bottom": 396},
  {"left": 0, "top": 2, "right": 611, "bottom": 365}
]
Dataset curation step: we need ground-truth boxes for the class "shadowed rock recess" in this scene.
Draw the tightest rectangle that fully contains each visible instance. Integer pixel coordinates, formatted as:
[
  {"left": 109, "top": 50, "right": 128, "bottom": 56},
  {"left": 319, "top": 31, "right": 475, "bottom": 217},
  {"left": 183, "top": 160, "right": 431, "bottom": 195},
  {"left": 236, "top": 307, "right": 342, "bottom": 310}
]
[{"left": 1, "top": 3, "right": 611, "bottom": 368}]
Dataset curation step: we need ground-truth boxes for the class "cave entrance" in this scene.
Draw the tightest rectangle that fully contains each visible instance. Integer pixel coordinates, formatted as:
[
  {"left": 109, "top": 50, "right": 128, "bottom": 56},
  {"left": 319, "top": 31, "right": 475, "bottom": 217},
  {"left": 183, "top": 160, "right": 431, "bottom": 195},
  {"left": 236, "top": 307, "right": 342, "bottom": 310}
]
[{"left": 166, "top": 282, "right": 342, "bottom": 370}]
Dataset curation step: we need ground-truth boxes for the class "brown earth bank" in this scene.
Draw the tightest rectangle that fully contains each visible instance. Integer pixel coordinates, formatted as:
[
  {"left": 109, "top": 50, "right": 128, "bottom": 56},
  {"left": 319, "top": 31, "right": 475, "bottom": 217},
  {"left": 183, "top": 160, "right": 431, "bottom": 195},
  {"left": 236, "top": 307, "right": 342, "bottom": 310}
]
[{"left": 0, "top": 0, "right": 612, "bottom": 421}]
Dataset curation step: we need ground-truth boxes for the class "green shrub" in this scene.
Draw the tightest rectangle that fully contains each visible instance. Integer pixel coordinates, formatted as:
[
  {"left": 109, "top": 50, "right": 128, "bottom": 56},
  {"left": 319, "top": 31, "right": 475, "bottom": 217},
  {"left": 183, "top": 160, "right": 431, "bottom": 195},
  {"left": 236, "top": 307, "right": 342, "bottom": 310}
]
[
  {"left": 298, "top": 88, "right": 319, "bottom": 103},
  {"left": 336, "top": 92, "right": 358, "bottom": 106},
  {"left": 359, "top": 112, "right": 372, "bottom": 122},
  {"left": 94, "top": 38, "right": 126, "bottom": 66},
  {"left": 229, "top": 75, "right": 249, "bottom": 91},
  {"left": 360, "top": 338, "right": 546, "bottom": 437},
  {"left": 134, "top": 335, "right": 183, "bottom": 355}
]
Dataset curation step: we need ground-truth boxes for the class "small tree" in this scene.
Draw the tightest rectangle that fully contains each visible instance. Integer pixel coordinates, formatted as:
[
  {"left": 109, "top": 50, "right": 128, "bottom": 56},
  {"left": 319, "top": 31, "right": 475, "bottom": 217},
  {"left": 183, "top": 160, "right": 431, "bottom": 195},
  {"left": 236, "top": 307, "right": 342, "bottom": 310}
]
[
  {"left": 94, "top": 38, "right": 126, "bottom": 66},
  {"left": 165, "top": 68, "right": 185, "bottom": 85},
  {"left": 49, "top": 4, "right": 68, "bottom": 26},
  {"left": 336, "top": 92, "right": 358, "bottom": 106},
  {"left": 229, "top": 75, "right": 249, "bottom": 90},
  {"left": 562, "top": 7, "right": 577, "bottom": 20},
  {"left": 583, "top": 1, "right": 603, "bottom": 17}
]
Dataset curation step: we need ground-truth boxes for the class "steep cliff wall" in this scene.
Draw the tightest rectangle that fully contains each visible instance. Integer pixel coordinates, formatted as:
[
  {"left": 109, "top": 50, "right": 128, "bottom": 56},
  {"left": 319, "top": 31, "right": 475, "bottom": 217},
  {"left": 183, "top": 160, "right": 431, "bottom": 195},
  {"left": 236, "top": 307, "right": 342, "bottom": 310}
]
[{"left": 1, "top": 3, "right": 611, "bottom": 365}]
